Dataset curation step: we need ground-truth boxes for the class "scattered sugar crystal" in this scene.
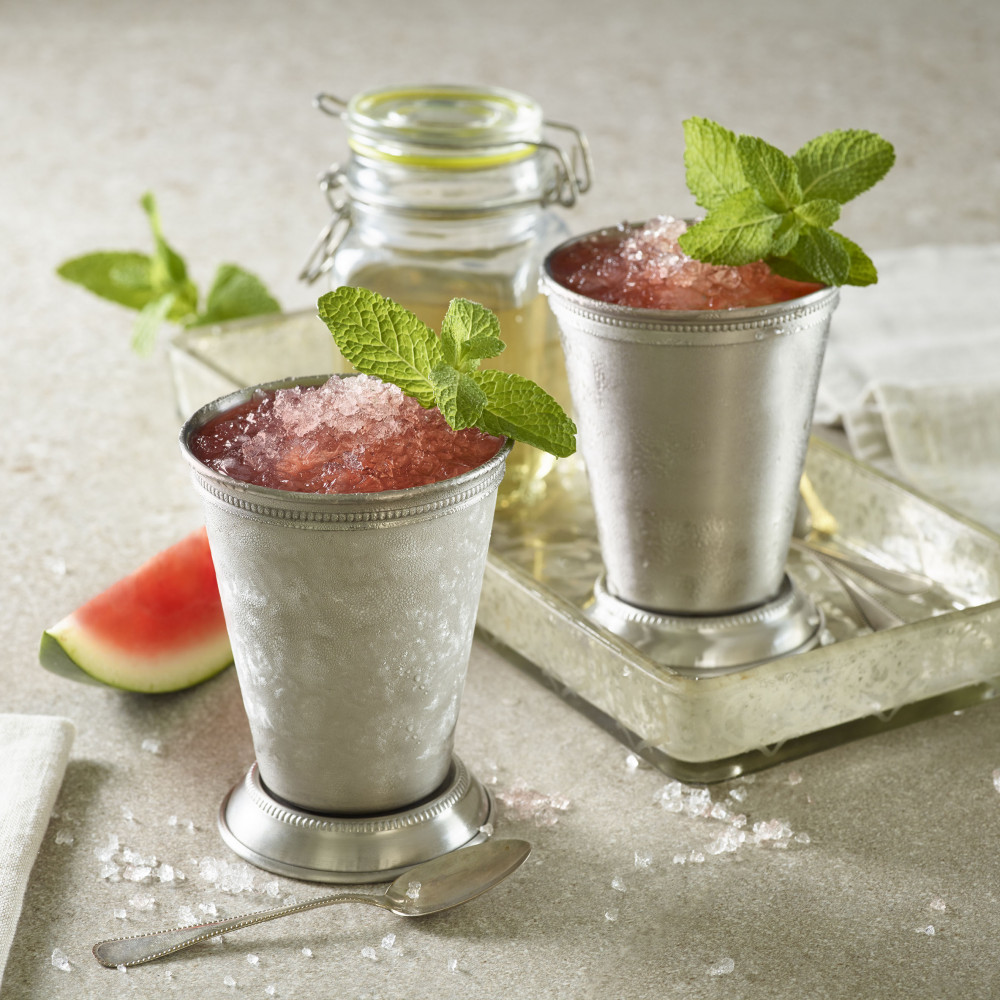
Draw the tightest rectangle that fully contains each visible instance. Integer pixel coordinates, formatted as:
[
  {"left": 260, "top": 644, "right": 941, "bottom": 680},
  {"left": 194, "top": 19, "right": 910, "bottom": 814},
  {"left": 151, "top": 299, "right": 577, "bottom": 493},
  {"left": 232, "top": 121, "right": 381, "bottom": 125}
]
[
  {"left": 381, "top": 933, "right": 396, "bottom": 950},
  {"left": 689, "top": 852, "right": 705, "bottom": 864},
  {"left": 301, "top": 947, "right": 313, "bottom": 958},
  {"left": 157, "top": 863, "right": 177, "bottom": 883},
  {"left": 54, "top": 829, "right": 74, "bottom": 845},
  {"left": 113, "top": 908, "right": 127, "bottom": 920},
  {"left": 141, "top": 738, "right": 161, "bottom": 754},
  {"left": 165, "top": 970, "right": 173, "bottom": 981},
  {"left": 624, "top": 754, "right": 640, "bottom": 772},
  {"left": 199, "top": 856, "right": 256, "bottom": 894},
  {"left": 121, "top": 806, "right": 137, "bottom": 824},
  {"left": 604, "top": 908, "right": 619, "bottom": 922},
  {"left": 672, "top": 854, "right": 687, "bottom": 865},
  {"left": 787, "top": 771, "right": 803, "bottom": 786},
  {"left": 447, "top": 957, "right": 459, "bottom": 972},
  {"left": 247, "top": 953, "right": 260, "bottom": 966},
  {"left": 633, "top": 851, "right": 653, "bottom": 871},
  {"left": 361, "top": 946, "right": 378, "bottom": 961},
  {"left": 930, "top": 898, "right": 948, "bottom": 912},
  {"left": 405, "top": 881, "right": 421, "bottom": 900},
  {"left": 992, "top": 768, "right": 1000, "bottom": 793},
  {"left": 793, "top": 832, "right": 811, "bottom": 845},
  {"left": 709, "top": 957, "right": 736, "bottom": 976},
  {"left": 283, "top": 895, "right": 298, "bottom": 906},
  {"left": 916, "top": 925, "right": 936, "bottom": 936},
  {"left": 49, "top": 557, "right": 67, "bottom": 576},
  {"left": 51, "top": 948, "right": 72, "bottom": 971},
  {"left": 264, "top": 880, "right": 281, "bottom": 897},
  {"left": 95, "top": 834, "right": 120, "bottom": 862},
  {"left": 178, "top": 906, "right": 198, "bottom": 926},
  {"left": 611, "top": 876, "right": 627, "bottom": 892},
  {"left": 116, "top": 964, "right": 127, "bottom": 974},
  {"left": 224, "top": 975, "right": 236, "bottom": 987},
  {"left": 728, "top": 787, "right": 747, "bottom": 803},
  {"left": 265, "top": 987, "right": 276, "bottom": 996},
  {"left": 98, "top": 862, "right": 121, "bottom": 880},
  {"left": 200, "top": 902, "right": 218, "bottom": 917},
  {"left": 129, "top": 894, "right": 156, "bottom": 911},
  {"left": 478, "top": 822, "right": 494, "bottom": 837}
]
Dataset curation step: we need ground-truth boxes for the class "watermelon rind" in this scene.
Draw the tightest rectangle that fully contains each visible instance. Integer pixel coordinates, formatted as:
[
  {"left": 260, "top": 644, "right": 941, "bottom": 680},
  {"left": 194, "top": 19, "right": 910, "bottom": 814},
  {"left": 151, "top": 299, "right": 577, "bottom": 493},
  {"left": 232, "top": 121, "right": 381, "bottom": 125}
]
[{"left": 39, "top": 615, "right": 233, "bottom": 694}]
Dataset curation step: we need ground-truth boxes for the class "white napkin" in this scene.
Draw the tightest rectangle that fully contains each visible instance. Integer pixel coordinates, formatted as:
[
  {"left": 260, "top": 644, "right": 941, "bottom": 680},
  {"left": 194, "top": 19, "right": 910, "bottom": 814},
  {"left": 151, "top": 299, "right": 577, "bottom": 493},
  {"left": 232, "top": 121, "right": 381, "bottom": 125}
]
[
  {"left": 0, "top": 714, "right": 75, "bottom": 989},
  {"left": 815, "top": 243, "right": 1000, "bottom": 530}
]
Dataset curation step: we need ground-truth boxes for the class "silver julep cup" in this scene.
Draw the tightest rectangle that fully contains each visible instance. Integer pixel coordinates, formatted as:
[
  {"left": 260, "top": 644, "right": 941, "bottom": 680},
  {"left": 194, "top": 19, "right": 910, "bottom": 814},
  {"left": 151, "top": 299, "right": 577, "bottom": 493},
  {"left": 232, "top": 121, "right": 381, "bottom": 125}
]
[
  {"left": 543, "top": 236, "right": 839, "bottom": 616},
  {"left": 180, "top": 376, "right": 510, "bottom": 817}
]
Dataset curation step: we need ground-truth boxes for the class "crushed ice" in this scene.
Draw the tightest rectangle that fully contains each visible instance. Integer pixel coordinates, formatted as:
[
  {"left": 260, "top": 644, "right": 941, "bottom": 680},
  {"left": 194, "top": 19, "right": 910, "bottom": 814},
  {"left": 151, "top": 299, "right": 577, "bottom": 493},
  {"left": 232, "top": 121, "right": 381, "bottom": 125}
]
[
  {"left": 709, "top": 957, "right": 736, "bottom": 976},
  {"left": 653, "top": 778, "right": 809, "bottom": 858},
  {"left": 495, "top": 780, "right": 571, "bottom": 827},
  {"left": 50, "top": 948, "right": 72, "bottom": 972}
]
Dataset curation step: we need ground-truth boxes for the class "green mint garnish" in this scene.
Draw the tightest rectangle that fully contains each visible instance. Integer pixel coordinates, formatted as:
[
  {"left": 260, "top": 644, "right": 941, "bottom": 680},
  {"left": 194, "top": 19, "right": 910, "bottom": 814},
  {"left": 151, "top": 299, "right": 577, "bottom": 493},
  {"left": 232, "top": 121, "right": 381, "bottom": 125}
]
[
  {"left": 679, "top": 117, "right": 895, "bottom": 286},
  {"left": 56, "top": 192, "right": 280, "bottom": 355},
  {"left": 317, "top": 287, "right": 576, "bottom": 457}
]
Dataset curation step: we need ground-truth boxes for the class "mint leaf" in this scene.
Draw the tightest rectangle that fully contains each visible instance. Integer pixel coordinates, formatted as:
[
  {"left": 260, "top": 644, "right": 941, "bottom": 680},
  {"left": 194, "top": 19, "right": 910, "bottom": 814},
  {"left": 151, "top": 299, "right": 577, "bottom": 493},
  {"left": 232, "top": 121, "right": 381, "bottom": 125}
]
[
  {"left": 678, "top": 189, "right": 784, "bottom": 266},
  {"left": 831, "top": 230, "right": 879, "bottom": 286},
  {"left": 317, "top": 288, "right": 576, "bottom": 456},
  {"left": 440, "top": 298, "right": 505, "bottom": 372},
  {"left": 428, "top": 365, "right": 488, "bottom": 429},
  {"left": 794, "top": 130, "right": 896, "bottom": 203},
  {"left": 140, "top": 193, "right": 198, "bottom": 318},
  {"left": 130, "top": 293, "right": 175, "bottom": 357},
  {"left": 737, "top": 134, "right": 802, "bottom": 212},
  {"left": 318, "top": 287, "right": 442, "bottom": 407},
  {"left": 681, "top": 120, "right": 893, "bottom": 286},
  {"left": 57, "top": 252, "right": 157, "bottom": 310},
  {"left": 189, "top": 263, "right": 281, "bottom": 327},
  {"left": 683, "top": 117, "right": 745, "bottom": 211},
  {"left": 471, "top": 369, "right": 576, "bottom": 458},
  {"left": 793, "top": 198, "right": 841, "bottom": 229},
  {"left": 782, "top": 225, "right": 851, "bottom": 286}
]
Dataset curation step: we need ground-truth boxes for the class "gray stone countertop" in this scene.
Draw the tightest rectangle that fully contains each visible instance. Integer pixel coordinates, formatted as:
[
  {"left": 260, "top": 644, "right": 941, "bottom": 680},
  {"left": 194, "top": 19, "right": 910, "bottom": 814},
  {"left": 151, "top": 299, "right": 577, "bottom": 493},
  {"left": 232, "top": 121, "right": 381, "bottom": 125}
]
[{"left": 3, "top": 1, "right": 1000, "bottom": 997}]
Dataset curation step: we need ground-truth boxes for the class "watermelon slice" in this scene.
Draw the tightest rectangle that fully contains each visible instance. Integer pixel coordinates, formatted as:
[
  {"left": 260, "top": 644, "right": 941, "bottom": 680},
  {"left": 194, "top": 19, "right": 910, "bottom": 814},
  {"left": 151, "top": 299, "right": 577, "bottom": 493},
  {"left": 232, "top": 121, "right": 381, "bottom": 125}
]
[{"left": 39, "top": 527, "right": 233, "bottom": 692}]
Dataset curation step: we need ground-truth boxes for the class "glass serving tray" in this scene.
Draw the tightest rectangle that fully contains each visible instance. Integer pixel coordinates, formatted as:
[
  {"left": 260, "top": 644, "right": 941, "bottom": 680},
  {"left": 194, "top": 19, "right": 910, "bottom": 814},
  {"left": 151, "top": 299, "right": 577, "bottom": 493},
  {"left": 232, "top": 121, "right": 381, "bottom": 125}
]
[
  {"left": 479, "top": 443, "right": 1000, "bottom": 782},
  {"left": 169, "top": 311, "right": 1000, "bottom": 782}
]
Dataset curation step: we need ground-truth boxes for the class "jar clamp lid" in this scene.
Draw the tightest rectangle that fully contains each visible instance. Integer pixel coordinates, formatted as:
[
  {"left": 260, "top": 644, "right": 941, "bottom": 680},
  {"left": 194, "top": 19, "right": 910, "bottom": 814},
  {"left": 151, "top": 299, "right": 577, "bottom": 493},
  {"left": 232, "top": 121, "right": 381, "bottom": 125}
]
[{"left": 300, "top": 84, "right": 592, "bottom": 283}]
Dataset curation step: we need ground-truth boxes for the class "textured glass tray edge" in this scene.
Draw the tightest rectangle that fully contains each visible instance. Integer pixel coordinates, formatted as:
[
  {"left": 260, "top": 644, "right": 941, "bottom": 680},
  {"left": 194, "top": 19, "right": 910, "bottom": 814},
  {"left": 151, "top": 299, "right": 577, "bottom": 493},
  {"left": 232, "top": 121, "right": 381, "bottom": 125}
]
[{"left": 478, "top": 441, "right": 1000, "bottom": 778}]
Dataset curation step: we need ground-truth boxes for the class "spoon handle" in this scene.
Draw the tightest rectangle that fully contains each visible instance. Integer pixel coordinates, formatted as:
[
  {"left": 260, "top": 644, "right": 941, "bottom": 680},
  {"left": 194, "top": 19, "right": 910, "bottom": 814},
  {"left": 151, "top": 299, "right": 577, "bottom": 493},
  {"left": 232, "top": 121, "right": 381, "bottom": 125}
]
[{"left": 93, "top": 891, "right": 379, "bottom": 968}]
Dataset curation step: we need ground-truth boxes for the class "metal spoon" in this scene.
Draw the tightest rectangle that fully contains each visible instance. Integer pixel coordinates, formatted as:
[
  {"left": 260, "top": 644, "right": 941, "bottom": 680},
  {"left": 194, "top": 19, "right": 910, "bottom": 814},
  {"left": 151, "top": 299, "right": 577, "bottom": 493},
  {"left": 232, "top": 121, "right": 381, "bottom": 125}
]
[
  {"left": 792, "top": 496, "right": 932, "bottom": 595},
  {"left": 94, "top": 838, "right": 531, "bottom": 969}
]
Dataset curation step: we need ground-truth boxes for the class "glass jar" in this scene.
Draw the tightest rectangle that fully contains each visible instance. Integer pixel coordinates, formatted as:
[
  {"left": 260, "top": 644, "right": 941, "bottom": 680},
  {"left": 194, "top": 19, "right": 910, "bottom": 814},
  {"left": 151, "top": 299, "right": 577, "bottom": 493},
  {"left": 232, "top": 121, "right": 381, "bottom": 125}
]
[{"left": 300, "top": 84, "right": 591, "bottom": 507}]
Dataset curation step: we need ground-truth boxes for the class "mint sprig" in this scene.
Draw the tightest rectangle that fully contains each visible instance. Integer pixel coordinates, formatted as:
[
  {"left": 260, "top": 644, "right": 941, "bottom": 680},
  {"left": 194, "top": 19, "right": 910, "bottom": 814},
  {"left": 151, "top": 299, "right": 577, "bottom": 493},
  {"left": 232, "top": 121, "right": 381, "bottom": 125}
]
[
  {"left": 679, "top": 118, "right": 895, "bottom": 286},
  {"left": 317, "top": 287, "right": 576, "bottom": 458},
  {"left": 56, "top": 192, "right": 280, "bottom": 355}
]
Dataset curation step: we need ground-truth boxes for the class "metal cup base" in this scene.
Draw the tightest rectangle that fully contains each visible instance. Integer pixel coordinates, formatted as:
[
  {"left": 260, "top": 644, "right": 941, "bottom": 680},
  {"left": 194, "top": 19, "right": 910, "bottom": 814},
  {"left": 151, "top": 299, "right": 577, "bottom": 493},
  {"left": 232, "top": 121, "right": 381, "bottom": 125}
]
[
  {"left": 218, "top": 755, "right": 492, "bottom": 884},
  {"left": 587, "top": 574, "right": 823, "bottom": 676}
]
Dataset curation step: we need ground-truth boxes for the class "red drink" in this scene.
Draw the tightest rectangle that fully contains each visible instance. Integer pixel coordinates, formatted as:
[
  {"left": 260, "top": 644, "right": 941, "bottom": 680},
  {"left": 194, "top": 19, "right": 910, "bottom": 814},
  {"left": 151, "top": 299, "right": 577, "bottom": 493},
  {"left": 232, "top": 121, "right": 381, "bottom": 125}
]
[
  {"left": 547, "top": 216, "right": 824, "bottom": 310},
  {"left": 189, "top": 374, "right": 503, "bottom": 494}
]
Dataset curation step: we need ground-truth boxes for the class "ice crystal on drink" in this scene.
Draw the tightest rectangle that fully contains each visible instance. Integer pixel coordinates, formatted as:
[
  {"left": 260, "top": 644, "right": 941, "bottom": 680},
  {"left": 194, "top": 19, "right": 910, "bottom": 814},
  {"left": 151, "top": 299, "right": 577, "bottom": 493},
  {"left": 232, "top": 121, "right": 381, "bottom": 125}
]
[
  {"left": 190, "top": 374, "right": 504, "bottom": 494},
  {"left": 548, "top": 217, "right": 823, "bottom": 310}
]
